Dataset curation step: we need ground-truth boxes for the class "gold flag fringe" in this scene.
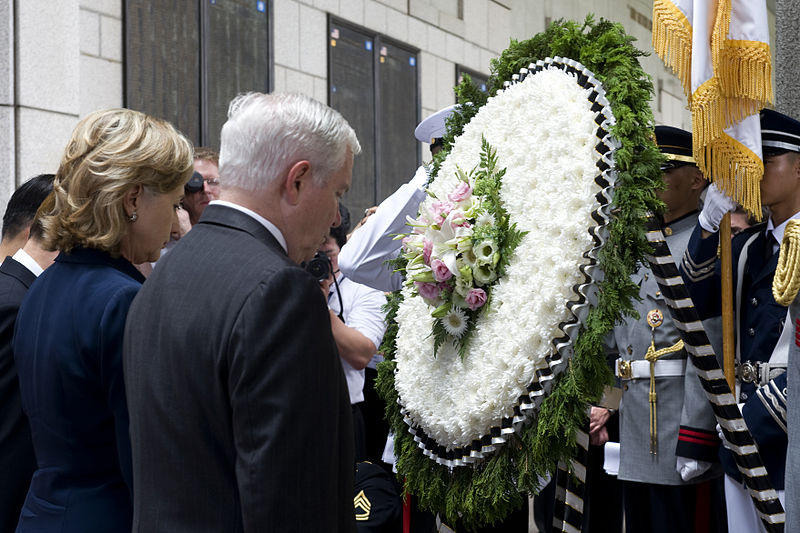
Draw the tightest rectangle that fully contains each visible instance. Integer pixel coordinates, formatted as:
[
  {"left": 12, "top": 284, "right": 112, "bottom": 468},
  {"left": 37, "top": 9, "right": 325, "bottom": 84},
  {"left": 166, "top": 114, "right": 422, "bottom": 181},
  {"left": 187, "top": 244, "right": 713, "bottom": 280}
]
[
  {"left": 719, "top": 41, "right": 773, "bottom": 105},
  {"left": 773, "top": 219, "right": 800, "bottom": 306},
  {"left": 698, "top": 132, "right": 764, "bottom": 219},
  {"left": 651, "top": 0, "right": 773, "bottom": 217},
  {"left": 652, "top": 0, "right": 693, "bottom": 98}
]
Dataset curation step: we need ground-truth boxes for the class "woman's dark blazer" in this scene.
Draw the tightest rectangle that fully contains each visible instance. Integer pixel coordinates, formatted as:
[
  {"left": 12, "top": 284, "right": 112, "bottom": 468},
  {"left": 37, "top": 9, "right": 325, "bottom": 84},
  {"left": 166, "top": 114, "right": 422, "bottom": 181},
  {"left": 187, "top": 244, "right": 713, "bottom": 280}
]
[{"left": 12, "top": 247, "right": 144, "bottom": 532}]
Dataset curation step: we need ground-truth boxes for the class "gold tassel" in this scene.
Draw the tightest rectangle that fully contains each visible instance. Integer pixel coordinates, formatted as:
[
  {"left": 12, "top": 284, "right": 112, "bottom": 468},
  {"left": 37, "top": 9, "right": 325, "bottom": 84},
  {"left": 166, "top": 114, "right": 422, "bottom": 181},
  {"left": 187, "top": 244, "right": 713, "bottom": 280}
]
[
  {"left": 773, "top": 220, "right": 800, "bottom": 305},
  {"left": 645, "top": 339, "right": 685, "bottom": 455},
  {"left": 652, "top": 0, "right": 693, "bottom": 98},
  {"left": 719, "top": 41, "right": 773, "bottom": 106},
  {"left": 709, "top": 133, "right": 764, "bottom": 220}
]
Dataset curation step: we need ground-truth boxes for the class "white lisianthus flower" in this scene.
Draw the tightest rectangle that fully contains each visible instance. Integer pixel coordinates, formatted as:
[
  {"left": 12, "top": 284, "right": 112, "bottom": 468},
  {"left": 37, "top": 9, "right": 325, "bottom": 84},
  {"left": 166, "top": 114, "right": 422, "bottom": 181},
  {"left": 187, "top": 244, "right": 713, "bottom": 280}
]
[
  {"left": 474, "top": 239, "right": 498, "bottom": 265},
  {"left": 454, "top": 261, "right": 474, "bottom": 298},
  {"left": 472, "top": 262, "right": 497, "bottom": 286},
  {"left": 442, "top": 307, "right": 468, "bottom": 337},
  {"left": 461, "top": 246, "right": 478, "bottom": 268}
]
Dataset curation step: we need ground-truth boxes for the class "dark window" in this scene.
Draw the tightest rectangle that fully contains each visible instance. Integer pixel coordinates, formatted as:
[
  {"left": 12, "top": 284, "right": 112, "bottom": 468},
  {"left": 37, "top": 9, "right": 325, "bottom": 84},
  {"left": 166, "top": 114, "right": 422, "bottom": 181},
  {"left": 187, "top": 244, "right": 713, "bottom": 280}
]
[
  {"left": 124, "top": 0, "right": 271, "bottom": 149},
  {"left": 328, "top": 17, "right": 419, "bottom": 219},
  {"left": 456, "top": 65, "right": 489, "bottom": 94}
]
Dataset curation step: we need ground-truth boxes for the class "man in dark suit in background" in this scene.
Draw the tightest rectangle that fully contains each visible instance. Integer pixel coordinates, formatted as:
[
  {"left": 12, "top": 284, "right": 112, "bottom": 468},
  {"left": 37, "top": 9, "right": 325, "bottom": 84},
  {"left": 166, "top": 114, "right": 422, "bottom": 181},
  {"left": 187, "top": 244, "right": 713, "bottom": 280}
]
[
  {"left": 0, "top": 174, "right": 55, "bottom": 262},
  {"left": 124, "top": 92, "right": 360, "bottom": 532},
  {"left": 0, "top": 174, "right": 56, "bottom": 532}
]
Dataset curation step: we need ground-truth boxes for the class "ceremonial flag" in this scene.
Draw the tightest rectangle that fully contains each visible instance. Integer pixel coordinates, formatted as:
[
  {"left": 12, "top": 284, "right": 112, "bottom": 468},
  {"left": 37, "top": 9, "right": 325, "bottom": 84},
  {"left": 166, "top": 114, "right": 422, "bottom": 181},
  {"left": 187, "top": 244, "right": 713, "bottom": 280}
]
[{"left": 652, "top": 0, "right": 773, "bottom": 217}]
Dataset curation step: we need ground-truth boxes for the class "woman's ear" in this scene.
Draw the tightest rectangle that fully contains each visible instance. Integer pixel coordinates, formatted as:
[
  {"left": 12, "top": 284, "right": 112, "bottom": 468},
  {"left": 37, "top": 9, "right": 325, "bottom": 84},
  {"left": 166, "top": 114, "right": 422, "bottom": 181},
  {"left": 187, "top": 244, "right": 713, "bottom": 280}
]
[{"left": 123, "top": 184, "right": 143, "bottom": 217}]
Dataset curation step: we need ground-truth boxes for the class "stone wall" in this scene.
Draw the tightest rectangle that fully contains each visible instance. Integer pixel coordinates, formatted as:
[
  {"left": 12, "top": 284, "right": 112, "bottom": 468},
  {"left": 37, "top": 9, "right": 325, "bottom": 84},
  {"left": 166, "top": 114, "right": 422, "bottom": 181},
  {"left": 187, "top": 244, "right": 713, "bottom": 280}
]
[{"left": 2, "top": 0, "right": 771, "bottom": 210}]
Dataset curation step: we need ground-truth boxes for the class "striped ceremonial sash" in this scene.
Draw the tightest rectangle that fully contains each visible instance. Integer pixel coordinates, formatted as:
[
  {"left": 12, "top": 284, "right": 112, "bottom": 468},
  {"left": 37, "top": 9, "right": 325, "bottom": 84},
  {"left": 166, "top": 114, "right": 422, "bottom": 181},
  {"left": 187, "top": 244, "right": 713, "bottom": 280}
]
[
  {"left": 553, "top": 427, "right": 589, "bottom": 533},
  {"left": 644, "top": 215, "right": 785, "bottom": 531}
]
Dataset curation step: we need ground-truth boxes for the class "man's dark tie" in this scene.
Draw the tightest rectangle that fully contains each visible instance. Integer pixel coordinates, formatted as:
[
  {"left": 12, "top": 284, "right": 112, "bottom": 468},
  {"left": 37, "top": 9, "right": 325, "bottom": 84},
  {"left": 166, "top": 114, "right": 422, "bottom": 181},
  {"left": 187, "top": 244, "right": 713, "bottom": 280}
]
[{"left": 764, "top": 230, "right": 777, "bottom": 263}]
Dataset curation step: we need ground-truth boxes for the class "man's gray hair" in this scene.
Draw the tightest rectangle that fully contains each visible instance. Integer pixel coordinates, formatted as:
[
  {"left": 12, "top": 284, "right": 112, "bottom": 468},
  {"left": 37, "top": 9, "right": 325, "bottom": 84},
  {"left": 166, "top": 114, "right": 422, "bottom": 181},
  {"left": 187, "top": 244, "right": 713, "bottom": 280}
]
[{"left": 218, "top": 92, "right": 360, "bottom": 192}]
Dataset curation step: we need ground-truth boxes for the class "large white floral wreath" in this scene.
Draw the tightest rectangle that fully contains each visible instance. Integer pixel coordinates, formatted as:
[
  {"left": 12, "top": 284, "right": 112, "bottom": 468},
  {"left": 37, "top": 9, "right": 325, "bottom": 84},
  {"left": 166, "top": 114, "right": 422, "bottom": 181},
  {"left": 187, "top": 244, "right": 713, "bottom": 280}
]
[
  {"left": 393, "top": 58, "right": 617, "bottom": 464},
  {"left": 377, "top": 19, "right": 663, "bottom": 528}
]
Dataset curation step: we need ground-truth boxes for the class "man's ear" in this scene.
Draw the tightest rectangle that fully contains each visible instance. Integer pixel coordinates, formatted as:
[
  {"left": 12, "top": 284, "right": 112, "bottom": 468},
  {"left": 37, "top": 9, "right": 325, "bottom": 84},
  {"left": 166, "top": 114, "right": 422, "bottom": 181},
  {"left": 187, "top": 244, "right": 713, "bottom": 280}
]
[
  {"left": 284, "top": 160, "right": 311, "bottom": 206},
  {"left": 123, "top": 185, "right": 143, "bottom": 217},
  {"left": 793, "top": 152, "right": 800, "bottom": 180},
  {"left": 690, "top": 166, "right": 706, "bottom": 191}
]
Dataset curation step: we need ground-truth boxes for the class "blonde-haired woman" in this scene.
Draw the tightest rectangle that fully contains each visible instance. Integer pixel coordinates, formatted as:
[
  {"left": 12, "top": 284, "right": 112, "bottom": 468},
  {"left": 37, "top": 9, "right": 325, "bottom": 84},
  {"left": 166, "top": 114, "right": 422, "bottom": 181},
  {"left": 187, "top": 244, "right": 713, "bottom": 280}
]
[{"left": 12, "top": 108, "right": 192, "bottom": 532}]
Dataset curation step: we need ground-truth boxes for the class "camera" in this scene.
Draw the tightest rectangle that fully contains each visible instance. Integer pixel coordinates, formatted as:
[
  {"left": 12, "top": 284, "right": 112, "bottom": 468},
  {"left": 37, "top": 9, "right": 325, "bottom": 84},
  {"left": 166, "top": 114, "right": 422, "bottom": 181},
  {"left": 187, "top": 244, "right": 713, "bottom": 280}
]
[{"left": 304, "top": 251, "right": 332, "bottom": 282}]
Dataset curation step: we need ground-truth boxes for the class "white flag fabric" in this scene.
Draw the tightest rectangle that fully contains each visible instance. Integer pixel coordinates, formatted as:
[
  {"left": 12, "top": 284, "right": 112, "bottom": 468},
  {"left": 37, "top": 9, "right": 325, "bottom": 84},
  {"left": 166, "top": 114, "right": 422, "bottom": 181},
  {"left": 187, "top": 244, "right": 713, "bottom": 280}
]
[{"left": 652, "top": 0, "right": 772, "bottom": 216}]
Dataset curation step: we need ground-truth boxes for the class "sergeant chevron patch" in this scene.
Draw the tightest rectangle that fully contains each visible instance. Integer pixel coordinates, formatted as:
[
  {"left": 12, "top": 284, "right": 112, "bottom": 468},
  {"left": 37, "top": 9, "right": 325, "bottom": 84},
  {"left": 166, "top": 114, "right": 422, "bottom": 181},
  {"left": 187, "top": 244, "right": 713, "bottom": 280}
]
[{"left": 354, "top": 490, "right": 371, "bottom": 521}]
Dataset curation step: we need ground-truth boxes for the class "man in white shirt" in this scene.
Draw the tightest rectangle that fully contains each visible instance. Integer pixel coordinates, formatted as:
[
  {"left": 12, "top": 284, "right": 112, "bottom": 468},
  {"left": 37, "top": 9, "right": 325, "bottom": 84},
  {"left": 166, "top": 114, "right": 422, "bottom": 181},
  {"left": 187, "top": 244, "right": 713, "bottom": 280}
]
[
  {"left": 318, "top": 204, "right": 387, "bottom": 461},
  {"left": 339, "top": 104, "right": 459, "bottom": 292}
]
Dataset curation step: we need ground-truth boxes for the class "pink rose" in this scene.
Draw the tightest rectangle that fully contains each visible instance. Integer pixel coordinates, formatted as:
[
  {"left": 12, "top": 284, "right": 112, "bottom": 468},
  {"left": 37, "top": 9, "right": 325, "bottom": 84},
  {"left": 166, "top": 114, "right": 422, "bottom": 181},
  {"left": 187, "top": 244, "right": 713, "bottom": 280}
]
[
  {"left": 465, "top": 288, "right": 487, "bottom": 310},
  {"left": 431, "top": 259, "right": 453, "bottom": 282},
  {"left": 422, "top": 238, "right": 433, "bottom": 265},
  {"left": 448, "top": 181, "right": 472, "bottom": 203},
  {"left": 415, "top": 281, "right": 440, "bottom": 301},
  {"left": 448, "top": 209, "right": 470, "bottom": 228},
  {"left": 431, "top": 200, "right": 454, "bottom": 225}
]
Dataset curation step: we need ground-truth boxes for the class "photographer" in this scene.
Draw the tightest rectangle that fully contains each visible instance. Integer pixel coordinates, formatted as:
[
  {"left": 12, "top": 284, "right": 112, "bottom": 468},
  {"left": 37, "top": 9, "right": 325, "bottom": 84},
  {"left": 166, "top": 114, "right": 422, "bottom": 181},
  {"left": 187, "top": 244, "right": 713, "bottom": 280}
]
[{"left": 314, "top": 204, "right": 387, "bottom": 462}]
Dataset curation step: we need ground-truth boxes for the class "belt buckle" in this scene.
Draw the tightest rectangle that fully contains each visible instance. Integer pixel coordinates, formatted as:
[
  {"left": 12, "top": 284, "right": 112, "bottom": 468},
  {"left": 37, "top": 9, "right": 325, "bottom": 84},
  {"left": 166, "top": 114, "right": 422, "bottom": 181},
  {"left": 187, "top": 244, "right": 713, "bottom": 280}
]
[
  {"left": 618, "top": 360, "right": 632, "bottom": 380},
  {"left": 738, "top": 361, "right": 758, "bottom": 384}
]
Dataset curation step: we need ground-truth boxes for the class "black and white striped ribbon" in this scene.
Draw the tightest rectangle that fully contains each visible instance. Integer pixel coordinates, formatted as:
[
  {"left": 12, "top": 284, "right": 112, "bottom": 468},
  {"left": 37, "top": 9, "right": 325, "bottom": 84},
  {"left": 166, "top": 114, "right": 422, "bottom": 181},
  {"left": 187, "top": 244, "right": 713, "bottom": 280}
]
[
  {"left": 552, "top": 428, "right": 589, "bottom": 533},
  {"left": 644, "top": 216, "right": 785, "bottom": 531}
]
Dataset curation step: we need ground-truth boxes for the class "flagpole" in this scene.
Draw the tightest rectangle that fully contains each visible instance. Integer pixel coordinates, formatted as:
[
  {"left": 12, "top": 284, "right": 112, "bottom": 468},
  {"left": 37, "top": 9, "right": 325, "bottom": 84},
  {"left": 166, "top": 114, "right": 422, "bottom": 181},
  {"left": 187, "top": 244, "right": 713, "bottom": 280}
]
[{"left": 719, "top": 213, "right": 735, "bottom": 390}]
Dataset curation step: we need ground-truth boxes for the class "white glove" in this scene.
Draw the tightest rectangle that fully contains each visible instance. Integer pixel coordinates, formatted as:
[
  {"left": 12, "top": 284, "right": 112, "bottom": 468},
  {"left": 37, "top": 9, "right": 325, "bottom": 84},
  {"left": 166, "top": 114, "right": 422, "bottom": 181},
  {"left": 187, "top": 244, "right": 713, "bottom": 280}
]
[
  {"left": 409, "top": 165, "right": 429, "bottom": 190},
  {"left": 676, "top": 457, "right": 712, "bottom": 481},
  {"left": 716, "top": 423, "right": 732, "bottom": 451},
  {"left": 698, "top": 184, "right": 737, "bottom": 232}
]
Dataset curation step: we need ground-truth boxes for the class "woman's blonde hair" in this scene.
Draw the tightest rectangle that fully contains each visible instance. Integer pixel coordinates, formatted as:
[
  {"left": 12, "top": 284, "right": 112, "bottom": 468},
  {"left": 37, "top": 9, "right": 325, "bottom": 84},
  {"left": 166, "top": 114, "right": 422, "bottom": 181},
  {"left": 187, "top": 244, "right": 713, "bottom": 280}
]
[{"left": 41, "top": 108, "right": 193, "bottom": 255}]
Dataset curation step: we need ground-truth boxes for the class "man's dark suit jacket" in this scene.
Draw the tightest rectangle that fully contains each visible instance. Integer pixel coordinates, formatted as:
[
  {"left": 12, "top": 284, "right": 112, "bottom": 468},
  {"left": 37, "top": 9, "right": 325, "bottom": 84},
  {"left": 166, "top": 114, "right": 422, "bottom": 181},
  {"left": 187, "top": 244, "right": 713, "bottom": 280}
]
[
  {"left": 0, "top": 257, "right": 37, "bottom": 533},
  {"left": 124, "top": 205, "right": 355, "bottom": 532}
]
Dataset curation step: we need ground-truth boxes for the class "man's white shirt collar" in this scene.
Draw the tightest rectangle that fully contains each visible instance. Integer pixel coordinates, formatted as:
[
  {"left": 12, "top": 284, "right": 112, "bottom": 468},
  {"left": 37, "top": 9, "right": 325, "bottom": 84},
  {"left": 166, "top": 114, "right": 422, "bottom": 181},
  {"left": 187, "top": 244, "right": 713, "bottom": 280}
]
[
  {"left": 209, "top": 200, "right": 288, "bottom": 253},
  {"left": 12, "top": 248, "right": 44, "bottom": 277},
  {"left": 767, "top": 209, "right": 800, "bottom": 253}
]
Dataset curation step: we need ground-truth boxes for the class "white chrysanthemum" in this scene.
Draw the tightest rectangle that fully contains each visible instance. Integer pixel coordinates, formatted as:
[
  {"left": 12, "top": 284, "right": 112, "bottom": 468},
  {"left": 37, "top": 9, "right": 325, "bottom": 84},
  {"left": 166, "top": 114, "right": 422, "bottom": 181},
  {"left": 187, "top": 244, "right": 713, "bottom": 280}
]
[
  {"left": 394, "top": 66, "right": 605, "bottom": 448},
  {"left": 475, "top": 212, "right": 495, "bottom": 227},
  {"left": 442, "top": 307, "right": 468, "bottom": 337}
]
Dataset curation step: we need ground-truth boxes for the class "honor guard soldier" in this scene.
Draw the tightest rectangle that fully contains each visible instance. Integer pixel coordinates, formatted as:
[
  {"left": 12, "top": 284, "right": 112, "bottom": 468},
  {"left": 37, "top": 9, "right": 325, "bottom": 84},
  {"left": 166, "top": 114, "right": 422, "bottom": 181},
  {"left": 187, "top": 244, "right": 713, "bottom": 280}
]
[
  {"left": 610, "top": 126, "right": 726, "bottom": 533},
  {"left": 681, "top": 109, "right": 800, "bottom": 532}
]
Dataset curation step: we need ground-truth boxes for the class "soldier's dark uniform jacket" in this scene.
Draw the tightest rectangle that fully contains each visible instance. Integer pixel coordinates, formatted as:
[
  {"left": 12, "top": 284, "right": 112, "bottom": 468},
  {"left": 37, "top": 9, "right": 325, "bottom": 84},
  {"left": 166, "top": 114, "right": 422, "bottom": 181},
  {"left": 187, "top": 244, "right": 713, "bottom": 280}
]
[{"left": 681, "top": 205, "right": 789, "bottom": 490}]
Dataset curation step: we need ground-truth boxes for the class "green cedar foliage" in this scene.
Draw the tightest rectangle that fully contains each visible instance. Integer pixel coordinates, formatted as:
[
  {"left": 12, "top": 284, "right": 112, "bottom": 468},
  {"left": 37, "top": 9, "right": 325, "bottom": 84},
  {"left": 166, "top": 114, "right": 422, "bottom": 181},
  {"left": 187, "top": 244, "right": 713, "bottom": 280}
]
[{"left": 377, "top": 14, "right": 663, "bottom": 528}]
